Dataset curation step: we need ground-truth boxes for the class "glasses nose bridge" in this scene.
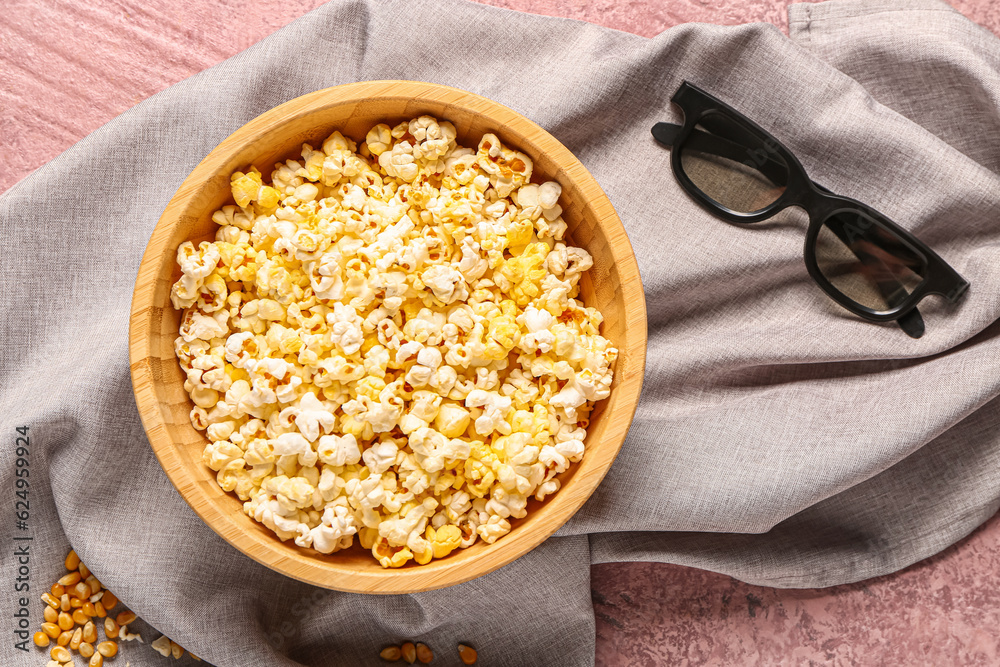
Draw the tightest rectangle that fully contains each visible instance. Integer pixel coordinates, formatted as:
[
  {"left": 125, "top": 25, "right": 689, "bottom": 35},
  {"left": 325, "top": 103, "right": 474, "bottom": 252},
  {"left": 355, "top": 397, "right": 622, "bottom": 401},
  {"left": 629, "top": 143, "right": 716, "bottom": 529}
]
[
  {"left": 797, "top": 184, "right": 866, "bottom": 223},
  {"left": 792, "top": 181, "right": 826, "bottom": 213}
]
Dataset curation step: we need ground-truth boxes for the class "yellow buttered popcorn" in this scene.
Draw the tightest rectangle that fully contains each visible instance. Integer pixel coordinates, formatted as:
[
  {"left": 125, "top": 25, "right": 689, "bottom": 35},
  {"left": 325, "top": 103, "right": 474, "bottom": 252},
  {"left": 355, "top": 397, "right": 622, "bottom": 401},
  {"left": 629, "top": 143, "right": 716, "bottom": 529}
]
[{"left": 169, "top": 116, "right": 617, "bottom": 567}]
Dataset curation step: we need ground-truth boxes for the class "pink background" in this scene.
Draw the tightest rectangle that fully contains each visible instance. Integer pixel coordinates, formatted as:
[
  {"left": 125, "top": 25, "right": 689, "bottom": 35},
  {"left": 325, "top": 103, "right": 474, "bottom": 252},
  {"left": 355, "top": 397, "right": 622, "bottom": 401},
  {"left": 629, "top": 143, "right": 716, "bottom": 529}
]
[{"left": 4, "top": 1, "right": 1000, "bottom": 664}]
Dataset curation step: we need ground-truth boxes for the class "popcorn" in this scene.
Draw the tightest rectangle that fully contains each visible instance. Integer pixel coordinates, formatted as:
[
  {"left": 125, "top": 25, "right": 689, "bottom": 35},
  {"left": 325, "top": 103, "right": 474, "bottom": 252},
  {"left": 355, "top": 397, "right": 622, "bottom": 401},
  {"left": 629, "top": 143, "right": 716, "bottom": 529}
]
[
  {"left": 196, "top": 273, "right": 228, "bottom": 312},
  {"left": 206, "top": 419, "right": 237, "bottom": 442},
  {"left": 476, "top": 514, "right": 512, "bottom": 544},
  {"left": 405, "top": 346, "right": 444, "bottom": 388},
  {"left": 426, "top": 524, "right": 462, "bottom": 559},
  {"left": 539, "top": 438, "right": 585, "bottom": 474},
  {"left": 327, "top": 302, "right": 364, "bottom": 355},
  {"left": 408, "top": 427, "right": 453, "bottom": 473},
  {"left": 317, "top": 433, "right": 361, "bottom": 466},
  {"left": 171, "top": 116, "right": 616, "bottom": 568},
  {"left": 362, "top": 439, "right": 400, "bottom": 475},
  {"left": 309, "top": 504, "right": 359, "bottom": 554},
  {"left": 279, "top": 391, "right": 335, "bottom": 442},
  {"left": 177, "top": 241, "right": 220, "bottom": 280},
  {"left": 344, "top": 394, "right": 402, "bottom": 434},
  {"left": 272, "top": 432, "right": 318, "bottom": 467},
  {"left": 537, "top": 181, "right": 561, "bottom": 209},
  {"left": 366, "top": 124, "right": 392, "bottom": 156},
  {"left": 421, "top": 265, "right": 470, "bottom": 304},
  {"left": 476, "top": 134, "right": 532, "bottom": 197},
  {"left": 408, "top": 115, "right": 457, "bottom": 160},
  {"left": 379, "top": 497, "right": 438, "bottom": 553},
  {"left": 230, "top": 167, "right": 279, "bottom": 209},
  {"left": 203, "top": 440, "right": 243, "bottom": 471},
  {"left": 309, "top": 249, "right": 346, "bottom": 301},
  {"left": 179, "top": 308, "right": 229, "bottom": 343},
  {"left": 465, "top": 389, "right": 513, "bottom": 436},
  {"left": 379, "top": 141, "right": 419, "bottom": 183},
  {"left": 435, "top": 402, "right": 471, "bottom": 438},
  {"left": 485, "top": 485, "right": 529, "bottom": 519}
]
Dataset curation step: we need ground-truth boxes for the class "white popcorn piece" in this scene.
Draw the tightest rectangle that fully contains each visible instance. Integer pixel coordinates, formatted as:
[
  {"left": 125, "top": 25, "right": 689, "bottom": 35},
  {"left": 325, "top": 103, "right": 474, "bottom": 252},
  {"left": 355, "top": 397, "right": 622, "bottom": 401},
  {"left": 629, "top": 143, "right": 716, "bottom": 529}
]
[
  {"left": 516, "top": 183, "right": 540, "bottom": 208},
  {"left": 362, "top": 439, "right": 399, "bottom": 475},
  {"left": 564, "top": 246, "right": 594, "bottom": 278},
  {"left": 366, "top": 123, "right": 393, "bottom": 156},
  {"left": 538, "top": 181, "right": 562, "bottom": 209},
  {"left": 476, "top": 514, "right": 512, "bottom": 544},
  {"left": 379, "top": 141, "right": 419, "bottom": 183},
  {"left": 410, "top": 390, "right": 442, "bottom": 422},
  {"left": 203, "top": 440, "right": 243, "bottom": 472},
  {"left": 379, "top": 497, "right": 438, "bottom": 551},
  {"left": 279, "top": 391, "right": 335, "bottom": 442},
  {"left": 254, "top": 356, "right": 289, "bottom": 380},
  {"left": 403, "top": 308, "right": 446, "bottom": 344},
  {"left": 224, "top": 331, "right": 259, "bottom": 369},
  {"left": 408, "top": 115, "right": 457, "bottom": 160},
  {"left": 404, "top": 346, "right": 444, "bottom": 388},
  {"left": 434, "top": 403, "right": 471, "bottom": 438},
  {"left": 465, "top": 389, "right": 513, "bottom": 436},
  {"left": 457, "top": 236, "right": 488, "bottom": 282},
  {"left": 179, "top": 308, "right": 229, "bottom": 343},
  {"left": 407, "top": 427, "right": 450, "bottom": 473},
  {"left": 345, "top": 474, "right": 391, "bottom": 527},
  {"left": 476, "top": 133, "right": 533, "bottom": 198},
  {"left": 534, "top": 476, "right": 561, "bottom": 501},
  {"left": 309, "top": 504, "right": 358, "bottom": 554},
  {"left": 485, "top": 485, "right": 528, "bottom": 520},
  {"left": 206, "top": 420, "right": 237, "bottom": 442},
  {"left": 421, "top": 264, "right": 470, "bottom": 304},
  {"left": 272, "top": 432, "right": 318, "bottom": 467},
  {"left": 325, "top": 302, "right": 364, "bottom": 355},
  {"left": 343, "top": 395, "right": 402, "bottom": 434},
  {"left": 151, "top": 634, "right": 173, "bottom": 657},
  {"left": 540, "top": 437, "right": 585, "bottom": 474},
  {"left": 317, "top": 433, "right": 361, "bottom": 467},
  {"left": 557, "top": 438, "right": 586, "bottom": 462},
  {"left": 177, "top": 240, "right": 221, "bottom": 280},
  {"left": 550, "top": 369, "right": 612, "bottom": 420}
]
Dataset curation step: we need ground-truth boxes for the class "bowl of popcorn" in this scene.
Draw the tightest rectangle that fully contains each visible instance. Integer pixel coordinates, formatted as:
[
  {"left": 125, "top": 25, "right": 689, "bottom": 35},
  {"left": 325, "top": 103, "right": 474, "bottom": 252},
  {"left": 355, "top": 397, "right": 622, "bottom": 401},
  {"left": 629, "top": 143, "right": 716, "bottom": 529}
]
[{"left": 129, "top": 80, "right": 646, "bottom": 593}]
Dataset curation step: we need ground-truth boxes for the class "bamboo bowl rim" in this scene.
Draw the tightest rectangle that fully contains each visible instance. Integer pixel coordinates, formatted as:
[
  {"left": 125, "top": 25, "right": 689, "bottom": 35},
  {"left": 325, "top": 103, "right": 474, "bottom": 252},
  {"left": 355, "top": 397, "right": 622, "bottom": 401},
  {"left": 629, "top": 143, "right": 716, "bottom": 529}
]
[{"left": 129, "top": 80, "right": 646, "bottom": 594}]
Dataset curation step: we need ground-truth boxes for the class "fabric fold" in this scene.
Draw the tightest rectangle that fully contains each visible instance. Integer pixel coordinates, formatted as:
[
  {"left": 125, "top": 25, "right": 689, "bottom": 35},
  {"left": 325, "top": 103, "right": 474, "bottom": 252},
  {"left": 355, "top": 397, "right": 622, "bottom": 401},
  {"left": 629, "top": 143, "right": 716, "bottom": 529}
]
[{"left": 790, "top": 0, "right": 1000, "bottom": 173}]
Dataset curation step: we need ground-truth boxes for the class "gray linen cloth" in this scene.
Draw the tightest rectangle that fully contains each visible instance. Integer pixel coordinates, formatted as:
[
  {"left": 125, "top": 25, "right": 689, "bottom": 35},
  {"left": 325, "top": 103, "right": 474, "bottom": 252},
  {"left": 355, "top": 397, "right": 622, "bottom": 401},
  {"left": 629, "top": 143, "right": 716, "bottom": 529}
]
[{"left": 4, "top": 0, "right": 1000, "bottom": 664}]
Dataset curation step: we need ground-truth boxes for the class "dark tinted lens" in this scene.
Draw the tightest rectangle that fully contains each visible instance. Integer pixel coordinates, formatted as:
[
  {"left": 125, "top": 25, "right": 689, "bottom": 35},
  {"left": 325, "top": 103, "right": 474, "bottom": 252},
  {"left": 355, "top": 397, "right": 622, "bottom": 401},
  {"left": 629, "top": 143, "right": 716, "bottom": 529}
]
[
  {"left": 814, "top": 210, "right": 927, "bottom": 312},
  {"left": 679, "top": 112, "right": 789, "bottom": 214}
]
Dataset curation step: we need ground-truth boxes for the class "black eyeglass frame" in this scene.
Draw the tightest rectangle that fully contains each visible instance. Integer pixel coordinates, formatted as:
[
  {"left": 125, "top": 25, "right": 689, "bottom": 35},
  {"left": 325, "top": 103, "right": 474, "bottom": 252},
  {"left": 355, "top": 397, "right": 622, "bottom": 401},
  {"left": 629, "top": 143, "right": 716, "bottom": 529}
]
[{"left": 656, "top": 80, "right": 969, "bottom": 324}]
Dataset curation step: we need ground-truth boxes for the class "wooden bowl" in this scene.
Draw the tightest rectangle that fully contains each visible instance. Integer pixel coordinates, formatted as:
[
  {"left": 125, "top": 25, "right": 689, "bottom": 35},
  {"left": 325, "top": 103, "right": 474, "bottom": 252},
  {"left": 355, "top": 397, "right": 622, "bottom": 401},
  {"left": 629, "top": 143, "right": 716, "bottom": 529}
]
[{"left": 129, "top": 80, "right": 646, "bottom": 594}]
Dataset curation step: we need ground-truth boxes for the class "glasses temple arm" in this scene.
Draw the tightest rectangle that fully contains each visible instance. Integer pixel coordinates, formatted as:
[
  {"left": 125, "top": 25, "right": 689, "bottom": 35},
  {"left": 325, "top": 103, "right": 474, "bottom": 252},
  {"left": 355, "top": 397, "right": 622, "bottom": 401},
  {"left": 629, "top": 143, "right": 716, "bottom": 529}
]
[{"left": 651, "top": 122, "right": 789, "bottom": 186}]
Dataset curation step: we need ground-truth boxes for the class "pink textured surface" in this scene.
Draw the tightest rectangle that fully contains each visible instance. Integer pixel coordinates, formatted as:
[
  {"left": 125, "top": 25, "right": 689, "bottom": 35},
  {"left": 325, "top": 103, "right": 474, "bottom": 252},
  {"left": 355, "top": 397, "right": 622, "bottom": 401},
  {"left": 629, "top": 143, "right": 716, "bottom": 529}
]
[
  {"left": 4, "top": 1, "right": 1000, "bottom": 665},
  {"left": 593, "top": 516, "right": 1000, "bottom": 665},
  {"left": 4, "top": 0, "right": 1000, "bottom": 195}
]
